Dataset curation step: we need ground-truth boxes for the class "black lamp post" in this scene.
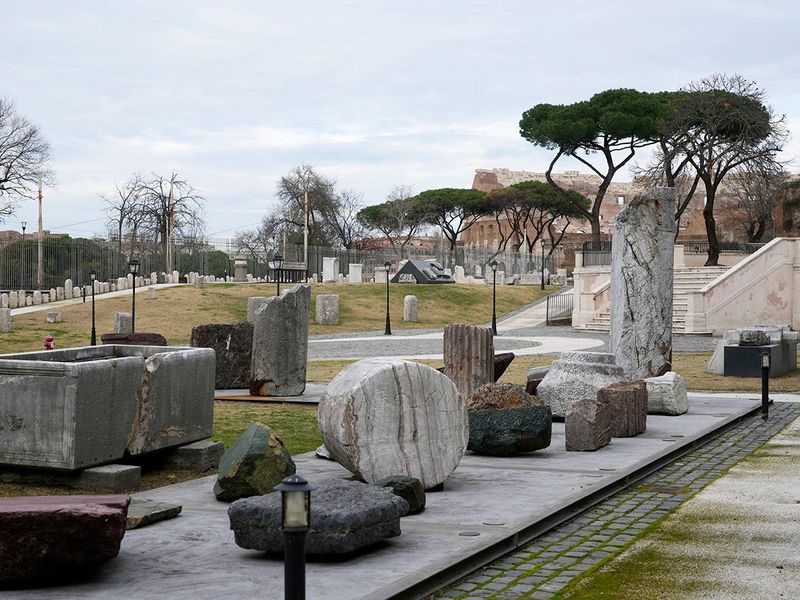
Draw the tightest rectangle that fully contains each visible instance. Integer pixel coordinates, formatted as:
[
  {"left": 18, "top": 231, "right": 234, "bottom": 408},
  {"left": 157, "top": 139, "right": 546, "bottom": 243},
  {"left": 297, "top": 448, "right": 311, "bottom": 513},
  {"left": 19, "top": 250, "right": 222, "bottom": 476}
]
[
  {"left": 490, "top": 260, "right": 498, "bottom": 335},
  {"left": 275, "top": 474, "right": 314, "bottom": 600},
  {"left": 89, "top": 270, "right": 97, "bottom": 346},
  {"left": 540, "top": 238, "right": 546, "bottom": 291},
  {"left": 20, "top": 221, "right": 26, "bottom": 290},
  {"left": 129, "top": 259, "right": 139, "bottom": 333},
  {"left": 761, "top": 350, "right": 771, "bottom": 421},
  {"left": 274, "top": 254, "right": 284, "bottom": 296},
  {"left": 383, "top": 261, "right": 392, "bottom": 335}
]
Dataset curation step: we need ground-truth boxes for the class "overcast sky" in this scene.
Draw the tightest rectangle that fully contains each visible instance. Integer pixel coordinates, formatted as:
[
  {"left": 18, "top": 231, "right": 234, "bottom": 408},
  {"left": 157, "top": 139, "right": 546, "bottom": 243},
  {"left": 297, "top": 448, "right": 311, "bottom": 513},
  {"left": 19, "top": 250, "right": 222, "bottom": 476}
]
[{"left": 5, "top": 1, "right": 800, "bottom": 239}]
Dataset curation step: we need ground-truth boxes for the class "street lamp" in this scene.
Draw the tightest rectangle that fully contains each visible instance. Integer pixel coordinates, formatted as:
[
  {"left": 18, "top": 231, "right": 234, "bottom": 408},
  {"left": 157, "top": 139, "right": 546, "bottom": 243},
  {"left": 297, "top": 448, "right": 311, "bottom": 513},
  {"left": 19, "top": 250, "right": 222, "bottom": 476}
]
[
  {"left": 274, "top": 254, "right": 284, "bottom": 296},
  {"left": 275, "top": 474, "right": 314, "bottom": 600},
  {"left": 761, "top": 350, "right": 771, "bottom": 421},
  {"left": 490, "top": 260, "right": 498, "bottom": 335},
  {"left": 129, "top": 259, "right": 139, "bottom": 334},
  {"left": 89, "top": 270, "right": 97, "bottom": 345},
  {"left": 540, "top": 238, "right": 546, "bottom": 291},
  {"left": 20, "top": 221, "right": 27, "bottom": 290},
  {"left": 384, "top": 261, "right": 392, "bottom": 335}
]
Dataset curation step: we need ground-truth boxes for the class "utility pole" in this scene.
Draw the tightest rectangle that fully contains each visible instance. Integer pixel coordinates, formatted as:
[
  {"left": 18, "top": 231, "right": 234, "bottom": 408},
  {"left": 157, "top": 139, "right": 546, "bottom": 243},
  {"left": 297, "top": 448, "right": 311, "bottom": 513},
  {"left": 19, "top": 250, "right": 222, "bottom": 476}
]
[
  {"left": 303, "top": 189, "right": 309, "bottom": 275},
  {"left": 166, "top": 179, "right": 174, "bottom": 273},
  {"left": 37, "top": 174, "right": 43, "bottom": 290}
]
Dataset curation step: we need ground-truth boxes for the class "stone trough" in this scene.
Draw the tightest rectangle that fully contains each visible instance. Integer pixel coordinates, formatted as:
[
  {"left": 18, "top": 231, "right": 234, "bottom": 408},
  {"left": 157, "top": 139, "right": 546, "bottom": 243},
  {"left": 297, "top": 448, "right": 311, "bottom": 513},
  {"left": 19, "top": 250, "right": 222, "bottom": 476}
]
[{"left": 0, "top": 345, "right": 215, "bottom": 470}]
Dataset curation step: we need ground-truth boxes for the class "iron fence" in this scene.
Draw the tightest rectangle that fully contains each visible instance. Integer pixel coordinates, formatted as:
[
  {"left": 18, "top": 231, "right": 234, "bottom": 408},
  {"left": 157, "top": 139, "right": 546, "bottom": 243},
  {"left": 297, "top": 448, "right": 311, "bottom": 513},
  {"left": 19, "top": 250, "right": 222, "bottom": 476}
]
[
  {"left": 546, "top": 290, "right": 574, "bottom": 325},
  {"left": 580, "top": 241, "right": 613, "bottom": 267}
]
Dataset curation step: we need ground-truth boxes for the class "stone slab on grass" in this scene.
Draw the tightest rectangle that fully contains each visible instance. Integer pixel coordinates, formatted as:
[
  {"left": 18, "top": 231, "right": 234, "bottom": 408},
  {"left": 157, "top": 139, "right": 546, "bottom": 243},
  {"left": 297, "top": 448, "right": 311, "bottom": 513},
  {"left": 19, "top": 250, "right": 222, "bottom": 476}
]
[
  {"left": 0, "top": 495, "right": 129, "bottom": 582},
  {"left": 229, "top": 478, "right": 409, "bottom": 555}
]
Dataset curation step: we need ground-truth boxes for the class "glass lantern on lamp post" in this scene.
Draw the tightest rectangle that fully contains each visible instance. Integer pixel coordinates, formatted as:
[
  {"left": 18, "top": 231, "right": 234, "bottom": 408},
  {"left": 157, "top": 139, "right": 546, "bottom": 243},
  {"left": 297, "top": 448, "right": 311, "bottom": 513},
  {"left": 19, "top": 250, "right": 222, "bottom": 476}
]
[
  {"left": 490, "top": 260, "right": 498, "bottom": 335},
  {"left": 128, "top": 259, "right": 139, "bottom": 333},
  {"left": 275, "top": 474, "right": 314, "bottom": 600},
  {"left": 89, "top": 270, "right": 97, "bottom": 345},
  {"left": 274, "top": 254, "right": 284, "bottom": 296}
]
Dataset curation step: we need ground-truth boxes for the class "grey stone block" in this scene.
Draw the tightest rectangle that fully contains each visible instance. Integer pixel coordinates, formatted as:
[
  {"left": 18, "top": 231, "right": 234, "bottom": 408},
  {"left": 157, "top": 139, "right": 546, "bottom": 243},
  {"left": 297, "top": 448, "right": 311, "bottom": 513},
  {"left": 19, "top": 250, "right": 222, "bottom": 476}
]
[
  {"left": 246, "top": 297, "right": 270, "bottom": 322},
  {"left": 315, "top": 294, "right": 339, "bottom": 325},
  {"left": 0, "top": 345, "right": 215, "bottom": 470},
  {"left": 114, "top": 312, "right": 132, "bottom": 334},
  {"left": 228, "top": 478, "right": 409, "bottom": 555},
  {"left": 46, "top": 311, "right": 63, "bottom": 324},
  {"left": 126, "top": 499, "right": 182, "bottom": 529},
  {"left": 190, "top": 323, "right": 253, "bottom": 389},
  {"left": 537, "top": 352, "right": 624, "bottom": 418},
  {"left": 374, "top": 475, "right": 426, "bottom": 514},
  {"left": 166, "top": 440, "right": 224, "bottom": 472},
  {"left": 0, "top": 308, "right": 10, "bottom": 333},
  {"left": 78, "top": 464, "right": 142, "bottom": 492}
]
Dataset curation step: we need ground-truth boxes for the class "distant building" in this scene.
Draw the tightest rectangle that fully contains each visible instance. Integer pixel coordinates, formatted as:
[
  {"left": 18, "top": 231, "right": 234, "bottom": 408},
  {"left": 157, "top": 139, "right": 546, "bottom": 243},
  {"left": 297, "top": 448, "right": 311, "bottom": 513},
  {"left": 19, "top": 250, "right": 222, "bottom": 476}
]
[
  {"left": 466, "top": 168, "right": 747, "bottom": 249},
  {"left": 0, "top": 229, "right": 66, "bottom": 248}
]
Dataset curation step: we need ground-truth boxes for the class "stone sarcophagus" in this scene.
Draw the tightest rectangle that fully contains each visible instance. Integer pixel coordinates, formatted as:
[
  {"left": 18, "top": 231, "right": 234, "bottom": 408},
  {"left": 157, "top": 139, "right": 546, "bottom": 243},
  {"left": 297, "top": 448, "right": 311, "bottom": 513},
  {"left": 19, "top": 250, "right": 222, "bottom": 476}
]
[{"left": 0, "top": 345, "right": 215, "bottom": 470}]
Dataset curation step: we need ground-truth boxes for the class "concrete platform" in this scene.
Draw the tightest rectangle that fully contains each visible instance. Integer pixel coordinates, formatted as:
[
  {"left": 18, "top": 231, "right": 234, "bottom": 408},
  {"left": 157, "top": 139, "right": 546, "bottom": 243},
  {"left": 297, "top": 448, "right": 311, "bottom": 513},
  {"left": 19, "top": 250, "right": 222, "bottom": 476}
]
[{"left": 13, "top": 394, "right": 761, "bottom": 600}]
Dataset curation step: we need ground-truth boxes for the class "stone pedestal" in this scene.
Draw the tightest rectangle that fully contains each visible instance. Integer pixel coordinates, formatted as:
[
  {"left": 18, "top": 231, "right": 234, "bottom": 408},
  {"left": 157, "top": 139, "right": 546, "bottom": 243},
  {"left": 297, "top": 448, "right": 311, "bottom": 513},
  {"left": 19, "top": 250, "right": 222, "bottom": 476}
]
[
  {"left": 609, "top": 187, "right": 676, "bottom": 380},
  {"left": 64, "top": 279, "right": 73, "bottom": 299},
  {"left": 148, "top": 286, "right": 156, "bottom": 300},
  {"left": 443, "top": 324, "right": 494, "bottom": 398},
  {"left": 33, "top": 290, "right": 42, "bottom": 304},
  {"left": 536, "top": 351, "right": 624, "bottom": 418},
  {"left": 318, "top": 358, "right": 467, "bottom": 489},
  {"left": 46, "top": 311, "right": 63, "bottom": 324},
  {"left": 0, "top": 308, "right": 10, "bottom": 333},
  {"left": 322, "top": 257, "right": 339, "bottom": 283},
  {"left": 348, "top": 263, "right": 363, "bottom": 283},
  {"left": 599, "top": 381, "right": 648, "bottom": 437},
  {"left": 316, "top": 294, "right": 339, "bottom": 325},
  {"left": 403, "top": 295, "right": 418, "bottom": 322},
  {"left": 250, "top": 284, "right": 310, "bottom": 396},
  {"left": 374, "top": 266, "right": 389, "bottom": 284}
]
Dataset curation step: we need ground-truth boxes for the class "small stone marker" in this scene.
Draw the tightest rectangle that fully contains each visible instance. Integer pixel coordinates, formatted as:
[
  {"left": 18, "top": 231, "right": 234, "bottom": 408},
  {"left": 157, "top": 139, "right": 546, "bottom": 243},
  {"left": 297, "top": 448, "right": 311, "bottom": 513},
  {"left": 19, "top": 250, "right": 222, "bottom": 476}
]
[
  {"left": 46, "top": 311, "right": 63, "bottom": 324},
  {"left": 322, "top": 256, "right": 339, "bottom": 283},
  {"left": 0, "top": 308, "right": 10, "bottom": 333},
  {"left": 113, "top": 312, "right": 133, "bottom": 334},
  {"left": 148, "top": 286, "right": 156, "bottom": 300},
  {"left": 565, "top": 395, "right": 612, "bottom": 452},
  {"left": 348, "top": 263, "right": 363, "bottom": 283},
  {"left": 403, "top": 294, "right": 418, "bottom": 322},
  {"left": 214, "top": 422, "right": 295, "bottom": 502},
  {"left": 536, "top": 351, "right": 624, "bottom": 418},
  {"left": 443, "top": 323, "right": 494, "bottom": 398},
  {"left": 315, "top": 294, "right": 339, "bottom": 325},
  {"left": 0, "top": 293, "right": 7, "bottom": 308},
  {"left": 229, "top": 478, "right": 409, "bottom": 555},
  {"left": 64, "top": 279, "right": 73, "bottom": 299},
  {"left": 246, "top": 296, "right": 270, "bottom": 322},
  {"left": 33, "top": 290, "right": 42, "bottom": 305},
  {"left": 125, "top": 499, "right": 182, "bottom": 530},
  {"left": 599, "top": 380, "right": 648, "bottom": 437},
  {"left": 645, "top": 371, "right": 689, "bottom": 415},
  {"left": 318, "top": 357, "right": 468, "bottom": 489}
]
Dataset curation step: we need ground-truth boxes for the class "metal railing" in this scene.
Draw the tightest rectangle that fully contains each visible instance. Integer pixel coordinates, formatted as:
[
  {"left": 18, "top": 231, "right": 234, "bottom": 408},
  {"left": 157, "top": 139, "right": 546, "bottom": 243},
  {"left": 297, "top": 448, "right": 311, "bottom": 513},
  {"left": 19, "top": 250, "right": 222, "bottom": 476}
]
[
  {"left": 580, "top": 241, "right": 613, "bottom": 267},
  {"left": 681, "top": 240, "right": 766, "bottom": 255},
  {"left": 546, "top": 291, "right": 574, "bottom": 325}
]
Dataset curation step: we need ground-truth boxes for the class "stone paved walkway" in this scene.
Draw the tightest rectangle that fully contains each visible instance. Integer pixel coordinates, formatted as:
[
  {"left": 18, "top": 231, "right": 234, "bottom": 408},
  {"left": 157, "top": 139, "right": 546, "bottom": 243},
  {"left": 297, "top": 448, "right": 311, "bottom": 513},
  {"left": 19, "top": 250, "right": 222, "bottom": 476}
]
[{"left": 430, "top": 401, "right": 800, "bottom": 599}]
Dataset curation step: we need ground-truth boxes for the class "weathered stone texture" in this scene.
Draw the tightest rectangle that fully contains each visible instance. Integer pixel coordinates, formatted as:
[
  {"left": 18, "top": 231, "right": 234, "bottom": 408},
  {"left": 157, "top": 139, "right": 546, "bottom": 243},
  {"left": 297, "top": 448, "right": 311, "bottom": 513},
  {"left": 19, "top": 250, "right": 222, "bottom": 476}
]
[
  {"left": 250, "top": 284, "right": 310, "bottom": 396},
  {"left": 322, "top": 257, "right": 339, "bottom": 283},
  {"left": 537, "top": 351, "right": 624, "bottom": 418},
  {"left": 739, "top": 329, "right": 770, "bottom": 346},
  {"left": 599, "top": 380, "right": 648, "bottom": 437},
  {"left": 246, "top": 296, "right": 270, "bottom": 322},
  {"left": 214, "top": 423, "right": 295, "bottom": 502},
  {"left": 229, "top": 478, "right": 408, "bottom": 555},
  {"left": 318, "top": 358, "right": 467, "bottom": 489},
  {"left": 0, "top": 495, "right": 129, "bottom": 582},
  {"left": 565, "top": 395, "right": 612, "bottom": 452},
  {"left": 443, "top": 323, "right": 494, "bottom": 398},
  {"left": 403, "top": 294, "right": 418, "bottom": 322},
  {"left": 100, "top": 332, "right": 168, "bottom": 346},
  {"left": 466, "top": 382, "right": 542, "bottom": 411},
  {"left": 0, "top": 308, "right": 10, "bottom": 333},
  {"left": 114, "top": 312, "right": 133, "bottom": 334},
  {"left": 493, "top": 352, "right": 515, "bottom": 381},
  {"left": 645, "top": 371, "right": 689, "bottom": 415},
  {"left": 468, "top": 406, "right": 552, "bottom": 456},
  {"left": 190, "top": 323, "right": 253, "bottom": 389},
  {"left": 316, "top": 294, "right": 339, "bottom": 324},
  {"left": 46, "top": 311, "right": 63, "bottom": 324},
  {"left": 609, "top": 187, "right": 677, "bottom": 380}
]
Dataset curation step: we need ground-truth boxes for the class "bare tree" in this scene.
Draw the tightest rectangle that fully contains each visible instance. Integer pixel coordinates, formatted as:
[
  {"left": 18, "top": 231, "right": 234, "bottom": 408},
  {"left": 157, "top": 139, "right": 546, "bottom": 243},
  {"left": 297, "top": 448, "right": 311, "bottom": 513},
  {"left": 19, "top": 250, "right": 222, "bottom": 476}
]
[
  {"left": 318, "top": 188, "right": 367, "bottom": 249},
  {"left": 358, "top": 185, "right": 428, "bottom": 258},
  {"left": 724, "top": 161, "right": 789, "bottom": 243},
  {"left": 274, "top": 164, "right": 337, "bottom": 246},
  {"left": 0, "top": 98, "right": 51, "bottom": 221},
  {"left": 102, "top": 174, "right": 145, "bottom": 255},
  {"left": 139, "top": 172, "right": 205, "bottom": 266},
  {"left": 234, "top": 215, "right": 281, "bottom": 262}
]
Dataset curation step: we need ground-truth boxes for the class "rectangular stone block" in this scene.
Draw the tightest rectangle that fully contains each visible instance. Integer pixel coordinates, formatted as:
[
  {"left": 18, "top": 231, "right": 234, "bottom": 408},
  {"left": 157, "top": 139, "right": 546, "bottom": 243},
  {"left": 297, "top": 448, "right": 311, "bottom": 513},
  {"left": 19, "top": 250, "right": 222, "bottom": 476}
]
[
  {"left": 165, "top": 440, "right": 224, "bottom": 472},
  {"left": 348, "top": 263, "right": 363, "bottom": 283},
  {"left": 0, "top": 345, "right": 215, "bottom": 469},
  {"left": 46, "top": 311, "right": 63, "bottom": 324},
  {"left": 322, "top": 257, "right": 339, "bottom": 283},
  {"left": 190, "top": 323, "right": 253, "bottom": 389},
  {"left": 0, "top": 308, "right": 10, "bottom": 333},
  {"left": 599, "top": 380, "right": 648, "bottom": 437}
]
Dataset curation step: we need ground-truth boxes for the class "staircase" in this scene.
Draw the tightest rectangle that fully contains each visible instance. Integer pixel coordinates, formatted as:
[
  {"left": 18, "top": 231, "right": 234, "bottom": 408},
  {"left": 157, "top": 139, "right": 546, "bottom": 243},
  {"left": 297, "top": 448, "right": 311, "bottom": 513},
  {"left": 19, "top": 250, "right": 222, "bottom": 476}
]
[{"left": 581, "top": 266, "right": 730, "bottom": 334}]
